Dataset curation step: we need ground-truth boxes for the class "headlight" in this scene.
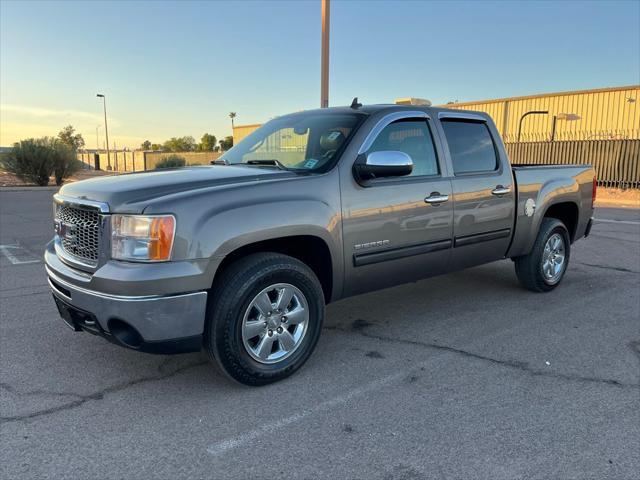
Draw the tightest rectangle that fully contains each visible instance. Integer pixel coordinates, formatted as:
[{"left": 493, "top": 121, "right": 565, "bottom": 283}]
[{"left": 111, "top": 215, "right": 175, "bottom": 262}]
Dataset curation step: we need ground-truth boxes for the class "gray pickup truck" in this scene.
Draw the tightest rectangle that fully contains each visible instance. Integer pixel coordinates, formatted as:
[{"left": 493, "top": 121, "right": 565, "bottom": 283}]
[{"left": 45, "top": 103, "right": 596, "bottom": 385}]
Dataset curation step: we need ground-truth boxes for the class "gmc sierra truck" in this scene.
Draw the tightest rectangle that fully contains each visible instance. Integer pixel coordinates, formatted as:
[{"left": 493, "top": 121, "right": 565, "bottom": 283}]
[{"left": 46, "top": 102, "right": 596, "bottom": 385}]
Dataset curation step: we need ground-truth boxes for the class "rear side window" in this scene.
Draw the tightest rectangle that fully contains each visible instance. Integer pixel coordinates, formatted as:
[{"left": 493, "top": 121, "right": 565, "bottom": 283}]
[
  {"left": 368, "top": 120, "right": 439, "bottom": 177},
  {"left": 441, "top": 120, "right": 498, "bottom": 174}
]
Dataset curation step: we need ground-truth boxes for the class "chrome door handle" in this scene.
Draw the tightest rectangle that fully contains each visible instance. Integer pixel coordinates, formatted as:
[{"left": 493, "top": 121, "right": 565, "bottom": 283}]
[
  {"left": 491, "top": 186, "right": 511, "bottom": 196},
  {"left": 425, "top": 193, "right": 449, "bottom": 205}
]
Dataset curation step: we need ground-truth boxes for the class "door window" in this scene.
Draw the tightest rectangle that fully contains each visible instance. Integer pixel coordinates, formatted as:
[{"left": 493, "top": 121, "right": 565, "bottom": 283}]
[
  {"left": 441, "top": 120, "right": 498, "bottom": 174},
  {"left": 368, "top": 120, "right": 439, "bottom": 177}
]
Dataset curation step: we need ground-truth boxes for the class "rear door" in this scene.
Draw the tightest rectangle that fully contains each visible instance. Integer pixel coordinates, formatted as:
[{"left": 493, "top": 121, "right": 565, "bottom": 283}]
[{"left": 436, "top": 113, "right": 515, "bottom": 270}]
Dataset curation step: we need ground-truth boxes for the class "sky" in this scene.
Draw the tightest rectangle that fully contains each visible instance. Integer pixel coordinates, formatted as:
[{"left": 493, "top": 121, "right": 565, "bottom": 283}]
[{"left": 1, "top": 0, "right": 639, "bottom": 149}]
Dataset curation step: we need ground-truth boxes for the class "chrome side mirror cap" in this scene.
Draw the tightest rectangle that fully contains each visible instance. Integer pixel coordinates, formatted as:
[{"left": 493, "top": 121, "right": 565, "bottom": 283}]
[{"left": 354, "top": 150, "right": 413, "bottom": 181}]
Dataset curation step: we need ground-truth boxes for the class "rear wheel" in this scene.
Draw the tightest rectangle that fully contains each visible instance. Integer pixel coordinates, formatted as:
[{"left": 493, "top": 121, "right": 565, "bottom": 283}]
[
  {"left": 204, "top": 253, "right": 325, "bottom": 386},
  {"left": 514, "top": 218, "right": 571, "bottom": 292}
]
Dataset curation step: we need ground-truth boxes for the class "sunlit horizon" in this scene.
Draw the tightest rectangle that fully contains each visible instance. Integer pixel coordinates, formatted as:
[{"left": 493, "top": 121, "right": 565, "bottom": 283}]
[{"left": 1, "top": 0, "right": 639, "bottom": 149}]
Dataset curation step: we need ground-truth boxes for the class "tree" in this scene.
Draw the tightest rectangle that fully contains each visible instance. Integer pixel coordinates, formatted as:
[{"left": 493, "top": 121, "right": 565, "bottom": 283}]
[
  {"left": 198, "top": 133, "right": 217, "bottom": 151},
  {"left": 57, "top": 125, "right": 85, "bottom": 151},
  {"left": 150, "top": 143, "right": 162, "bottom": 151},
  {"left": 229, "top": 112, "right": 237, "bottom": 130},
  {"left": 52, "top": 142, "right": 81, "bottom": 186},
  {"left": 219, "top": 136, "right": 234, "bottom": 151},
  {"left": 141, "top": 140, "right": 152, "bottom": 150},
  {"left": 162, "top": 136, "right": 196, "bottom": 152}
]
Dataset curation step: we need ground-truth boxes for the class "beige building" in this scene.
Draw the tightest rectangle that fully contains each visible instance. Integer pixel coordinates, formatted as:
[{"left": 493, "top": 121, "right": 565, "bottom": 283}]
[
  {"left": 443, "top": 85, "right": 639, "bottom": 142},
  {"left": 233, "top": 123, "right": 263, "bottom": 144},
  {"left": 233, "top": 85, "right": 640, "bottom": 143}
]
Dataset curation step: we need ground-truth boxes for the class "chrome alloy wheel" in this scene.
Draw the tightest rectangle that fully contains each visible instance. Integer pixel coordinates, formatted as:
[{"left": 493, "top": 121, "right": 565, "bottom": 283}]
[
  {"left": 241, "top": 283, "right": 310, "bottom": 364},
  {"left": 542, "top": 233, "right": 566, "bottom": 284}
]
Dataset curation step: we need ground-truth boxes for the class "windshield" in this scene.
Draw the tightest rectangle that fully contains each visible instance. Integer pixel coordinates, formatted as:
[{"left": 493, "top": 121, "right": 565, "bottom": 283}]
[{"left": 220, "top": 111, "right": 366, "bottom": 172}]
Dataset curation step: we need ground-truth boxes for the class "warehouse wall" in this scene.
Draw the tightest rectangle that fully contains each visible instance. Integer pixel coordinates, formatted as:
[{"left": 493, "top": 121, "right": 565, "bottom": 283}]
[
  {"left": 233, "top": 123, "right": 262, "bottom": 143},
  {"left": 444, "top": 85, "right": 639, "bottom": 141},
  {"left": 232, "top": 86, "right": 639, "bottom": 143}
]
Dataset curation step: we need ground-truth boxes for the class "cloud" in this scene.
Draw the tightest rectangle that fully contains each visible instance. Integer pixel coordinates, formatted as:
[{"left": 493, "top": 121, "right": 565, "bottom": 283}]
[{"left": 0, "top": 104, "right": 119, "bottom": 127}]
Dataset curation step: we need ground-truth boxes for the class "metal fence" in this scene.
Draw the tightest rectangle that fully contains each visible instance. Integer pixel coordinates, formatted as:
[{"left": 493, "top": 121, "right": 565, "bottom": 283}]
[
  {"left": 77, "top": 151, "right": 222, "bottom": 172},
  {"left": 505, "top": 134, "right": 640, "bottom": 189}
]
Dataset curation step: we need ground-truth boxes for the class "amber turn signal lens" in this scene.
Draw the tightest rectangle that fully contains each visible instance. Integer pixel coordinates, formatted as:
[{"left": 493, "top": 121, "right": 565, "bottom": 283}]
[{"left": 148, "top": 216, "right": 175, "bottom": 261}]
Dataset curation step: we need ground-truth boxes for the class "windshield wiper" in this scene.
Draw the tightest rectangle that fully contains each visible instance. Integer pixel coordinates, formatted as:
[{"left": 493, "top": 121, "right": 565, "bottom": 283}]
[
  {"left": 243, "top": 159, "right": 288, "bottom": 170},
  {"left": 212, "top": 158, "right": 229, "bottom": 165}
]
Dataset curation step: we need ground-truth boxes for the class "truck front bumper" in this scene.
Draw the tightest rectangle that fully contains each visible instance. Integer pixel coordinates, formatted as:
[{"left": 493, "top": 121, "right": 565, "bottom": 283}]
[{"left": 45, "top": 244, "right": 208, "bottom": 354}]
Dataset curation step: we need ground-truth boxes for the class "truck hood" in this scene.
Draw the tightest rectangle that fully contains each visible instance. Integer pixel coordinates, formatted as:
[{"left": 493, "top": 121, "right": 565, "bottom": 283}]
[{"left": 58, "top": 166, "right": 297, "bottom": 213}]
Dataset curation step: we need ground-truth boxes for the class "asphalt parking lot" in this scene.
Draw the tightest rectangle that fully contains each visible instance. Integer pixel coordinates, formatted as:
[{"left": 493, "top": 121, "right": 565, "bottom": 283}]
[{"left": 1, "top": 188, "right": 638, "bottom": 480}]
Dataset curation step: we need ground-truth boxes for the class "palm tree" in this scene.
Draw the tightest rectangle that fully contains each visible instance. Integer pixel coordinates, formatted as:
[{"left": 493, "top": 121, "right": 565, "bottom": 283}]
[{"left": 229, "top": 112, "right": 237, "bottom": 131}]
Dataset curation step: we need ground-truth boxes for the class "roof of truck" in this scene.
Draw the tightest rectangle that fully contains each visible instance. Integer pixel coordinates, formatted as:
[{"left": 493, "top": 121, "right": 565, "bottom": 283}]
[{"left": 291, "top": 103, "right": 489, "bottom": 118}]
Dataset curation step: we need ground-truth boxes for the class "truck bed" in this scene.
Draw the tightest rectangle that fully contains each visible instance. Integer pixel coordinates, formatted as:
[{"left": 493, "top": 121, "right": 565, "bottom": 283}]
[{"left": 507, "top": 164, "right": 595, "bottom": 258}]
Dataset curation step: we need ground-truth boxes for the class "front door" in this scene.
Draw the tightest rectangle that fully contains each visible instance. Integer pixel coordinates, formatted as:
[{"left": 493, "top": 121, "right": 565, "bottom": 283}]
[{"left": 341, "top": 113, "right": 454, "bottom": 297}]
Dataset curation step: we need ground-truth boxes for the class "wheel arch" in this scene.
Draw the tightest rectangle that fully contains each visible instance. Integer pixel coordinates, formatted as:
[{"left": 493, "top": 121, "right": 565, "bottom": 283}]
[
  {"left": 212, "top": 234, "right": 336, "bottom": 303},
  {"left": 508, "top": 175, "right": 582, "bottom": 258},
  {"left": 542, "top": 201, "right": 579, "bottom": 241}
]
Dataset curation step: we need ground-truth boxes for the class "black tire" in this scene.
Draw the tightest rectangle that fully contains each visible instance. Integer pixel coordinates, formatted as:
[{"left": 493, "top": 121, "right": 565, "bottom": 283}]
[
  {"left": 204, "top": 253, "right": 325, "bottom": 386},
  {"left": 514, "top": 218, "right": 571, "bottom": 292}
]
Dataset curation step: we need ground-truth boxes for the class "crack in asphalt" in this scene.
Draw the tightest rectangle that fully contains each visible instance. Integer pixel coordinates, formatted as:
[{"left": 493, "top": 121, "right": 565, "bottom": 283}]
[
  {"left": 575, "top": 262, "right": 639, "bottom": 274},
  {"left": 0, "top": 359, "right": 207, "bottom": 424},
  {"left": 0, "top": 382, "right": 84, "bottom": 400},
  {"left": 324, "top": 325, "right": 640, "bottom": 390},
  {"left": 3, "top": 326, "right": 637, "bottom": 424}
]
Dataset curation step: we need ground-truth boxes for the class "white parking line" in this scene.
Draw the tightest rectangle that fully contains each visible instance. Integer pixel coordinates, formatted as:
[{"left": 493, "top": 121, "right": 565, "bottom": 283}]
[
  {"left": 207, "top": 368, "right": 409, "bottom": 456},
  {"left": 0, "top": 244, "right": 40, "bottom": 265},
  {"left": 595, "top": 218, "right": 640, "bottom": 225}
]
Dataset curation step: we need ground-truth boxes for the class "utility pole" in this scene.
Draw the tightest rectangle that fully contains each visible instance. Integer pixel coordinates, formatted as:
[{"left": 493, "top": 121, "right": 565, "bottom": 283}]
[
  {"left": 320, "top": 0, "right": 330, "bottom": 108},
  {"left": 97, "top": 94, "right": 111, "bottom": 169}
]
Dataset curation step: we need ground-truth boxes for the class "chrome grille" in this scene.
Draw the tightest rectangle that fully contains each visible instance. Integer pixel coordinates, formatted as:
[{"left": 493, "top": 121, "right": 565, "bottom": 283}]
[{"left": 55, "top": 204, "right": 101, "bottom": 263}]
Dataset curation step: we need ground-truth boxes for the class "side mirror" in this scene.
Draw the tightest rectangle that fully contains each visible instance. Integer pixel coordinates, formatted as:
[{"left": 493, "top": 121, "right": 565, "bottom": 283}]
[{"left": 354, "top": 151, "right": 413, "bottom": 181}]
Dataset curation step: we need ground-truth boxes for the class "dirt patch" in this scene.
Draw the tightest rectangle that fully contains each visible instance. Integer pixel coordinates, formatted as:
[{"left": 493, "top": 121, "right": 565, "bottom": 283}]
[{"left": 595, "top": 188, "right": 640, "bottom": 208}]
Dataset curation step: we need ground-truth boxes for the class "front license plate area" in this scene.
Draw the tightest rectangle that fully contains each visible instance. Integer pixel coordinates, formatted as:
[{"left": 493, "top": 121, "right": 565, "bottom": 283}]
[{"left": 53, "top": 295, "right": 82, "bottom": 331}]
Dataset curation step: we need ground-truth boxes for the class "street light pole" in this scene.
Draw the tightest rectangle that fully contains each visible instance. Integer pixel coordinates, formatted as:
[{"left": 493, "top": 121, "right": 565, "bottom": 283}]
[
  {"left": 320, "top": 0, "right": 330, "bottom": 108},
  {"left": 517, "top": 110, "right": 548, "bottom": 142},
  {"left": 95, "top": 125, "right": 101, "bottom": 152},
  {"left": 551, "top": 113, "right": 581, "bottom": 142},
  {"left": 96, "top": 94, "right": 111, "bottom": 170}
]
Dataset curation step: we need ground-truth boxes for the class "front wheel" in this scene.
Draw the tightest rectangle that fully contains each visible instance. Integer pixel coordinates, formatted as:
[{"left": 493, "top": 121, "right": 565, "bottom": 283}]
[
  {"left": 514, "top": 218, "right": 571, "bottom": 292},
  {"left": 204, "top": 253, "right": 325, "bottom": 386}
]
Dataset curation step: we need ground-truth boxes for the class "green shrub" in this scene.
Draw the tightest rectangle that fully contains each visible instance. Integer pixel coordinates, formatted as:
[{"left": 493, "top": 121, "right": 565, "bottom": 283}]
[
  {"left": 52, "top": 143, "right": 81, "bottom": 186},
  {"left": 155, "top": 154, "right": 186, "bottom": 169},
  {"left": 0, "top": 138, "right": 56, "bottom": 186},
  {"left": 0, "top": 137, "right": 83, "bottom": 186}
]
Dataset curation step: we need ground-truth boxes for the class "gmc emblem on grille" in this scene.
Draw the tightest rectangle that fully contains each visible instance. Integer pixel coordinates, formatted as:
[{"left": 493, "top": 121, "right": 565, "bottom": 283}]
[{"left": 54, "top": 220, "right": 77, "bottom": 242}]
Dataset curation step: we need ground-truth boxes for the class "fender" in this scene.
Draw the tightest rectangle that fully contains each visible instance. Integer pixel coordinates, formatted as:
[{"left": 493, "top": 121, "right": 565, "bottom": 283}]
[{"left": 194, "top": 197, "right": 343, "bottom": 301}]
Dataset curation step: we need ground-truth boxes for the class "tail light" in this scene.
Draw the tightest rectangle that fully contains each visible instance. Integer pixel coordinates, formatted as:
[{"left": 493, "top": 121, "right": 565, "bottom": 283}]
[{"left": 592, "top": 176, "right": 597, "bottom": 207}]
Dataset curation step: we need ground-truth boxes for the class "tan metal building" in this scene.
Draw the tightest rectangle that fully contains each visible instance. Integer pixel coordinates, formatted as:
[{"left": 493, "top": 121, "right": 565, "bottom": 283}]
[
  {"left": 233, "top": 85, "right": 639, "bottom": 143},
  {"left": 442, "top": 85, "right": 639, "bottom": 142},
  {"left": 233, "top": 123, "right": 263, "bottom": 144}
]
